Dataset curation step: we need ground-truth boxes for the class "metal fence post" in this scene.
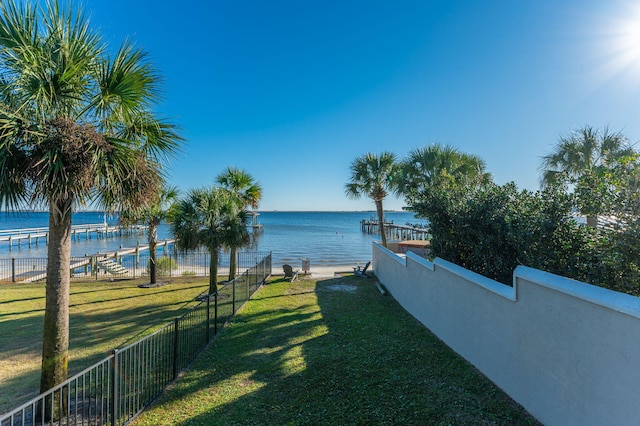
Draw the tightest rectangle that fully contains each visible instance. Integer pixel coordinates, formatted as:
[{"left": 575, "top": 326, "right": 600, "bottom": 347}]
[
  {"left": 214, "top": 291, "right": 218, "bottom": 336},
  {"left": 11, "top": 258, "right": 15, "bottom": 283},
  {"left": 206, "top": 295, "right": 210, "bottom": 343},
  {"left": 172, "top": 319, "right": 179, "bottom": 380},
  {"left": 111, "top": 349, "right": 118, "bottom": 426},
  {"left": 232, "top": 279, "right": 236, "bottom": 315}
]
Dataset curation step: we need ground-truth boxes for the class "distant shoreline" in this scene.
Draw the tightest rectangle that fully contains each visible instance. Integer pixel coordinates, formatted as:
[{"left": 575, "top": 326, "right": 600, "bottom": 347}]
[{"left": 1, "top": 209, "right": 407, "bottom": 214}]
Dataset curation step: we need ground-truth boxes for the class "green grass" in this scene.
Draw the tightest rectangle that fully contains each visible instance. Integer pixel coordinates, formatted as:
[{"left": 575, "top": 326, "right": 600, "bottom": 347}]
[
  {"left": 131, "top": 276, "right": 539, "bottom": 425},
  {"left": 0, "top": 277, "right": 210, "bottom": 413}
]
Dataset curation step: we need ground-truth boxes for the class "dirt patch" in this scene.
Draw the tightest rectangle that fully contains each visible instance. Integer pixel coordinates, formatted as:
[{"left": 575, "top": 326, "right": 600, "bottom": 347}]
[
  {"left": 138, "top": 281, "right": 170, "bottom": 288},
  {"left": 321, "top": 283, "right": 358, "bottom": 292}
]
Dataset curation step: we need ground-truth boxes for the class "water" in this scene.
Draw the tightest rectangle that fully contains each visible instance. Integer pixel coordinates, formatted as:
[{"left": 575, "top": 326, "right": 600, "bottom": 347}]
[{"left": 0, "top": 211, "right": 427, "bottom": 268}]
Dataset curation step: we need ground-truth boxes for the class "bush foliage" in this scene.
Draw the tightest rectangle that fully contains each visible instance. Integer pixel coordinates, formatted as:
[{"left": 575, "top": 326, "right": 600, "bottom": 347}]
[
  {"left": 147, "top": 256, "right": 177, "bottom": 277},
  {"left": 411, "top": 181, "right": 640, "bottom": 296}
]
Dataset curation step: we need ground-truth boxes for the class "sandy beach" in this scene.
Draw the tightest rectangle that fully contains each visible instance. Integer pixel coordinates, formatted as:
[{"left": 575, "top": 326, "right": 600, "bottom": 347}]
[{"left": 288, "top": 264, "right": 357, "bottom": 278}]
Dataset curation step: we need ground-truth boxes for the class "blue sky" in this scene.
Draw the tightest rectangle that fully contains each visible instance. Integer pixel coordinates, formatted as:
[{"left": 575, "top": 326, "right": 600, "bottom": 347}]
[{"left": 83, "top": 0, "right": 640, "bottom": 211}]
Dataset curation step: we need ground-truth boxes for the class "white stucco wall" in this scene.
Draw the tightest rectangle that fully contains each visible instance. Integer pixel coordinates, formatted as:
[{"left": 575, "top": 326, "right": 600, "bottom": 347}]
[{"left": 372, "top": 242, "right": 640, "bottom": 426}]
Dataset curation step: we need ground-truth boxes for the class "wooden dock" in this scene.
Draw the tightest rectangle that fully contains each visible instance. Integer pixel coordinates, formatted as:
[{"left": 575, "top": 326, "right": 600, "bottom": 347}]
[
  {"left": 0, "top": 223, "right": 148, "bottom": 251},
  {"left": 361, "top": 219, "right": 429, "bottom": 240}
]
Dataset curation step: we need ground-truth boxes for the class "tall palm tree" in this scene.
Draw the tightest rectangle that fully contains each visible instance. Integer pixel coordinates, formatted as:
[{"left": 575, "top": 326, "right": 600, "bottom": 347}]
[
  {"left": 541, "top": 126, "right": 633, "bottom": 227},
  {"left": 396, "top": 144, "right": 492, "bottom": 209},
  {"left": 217, "top": 167, "right": 262, "bottom": 279},
  {"left": 345, "top": 152, "right": 397, "bottom": 248},
  {"left": 122, "top": 184, "right": 178, "bottom": 284},
  {"left": 0, "top": 0, "right": 180, "bottom": 399},
  {"left": 170, "top": 187, "right": 246, "bottom": 294}
]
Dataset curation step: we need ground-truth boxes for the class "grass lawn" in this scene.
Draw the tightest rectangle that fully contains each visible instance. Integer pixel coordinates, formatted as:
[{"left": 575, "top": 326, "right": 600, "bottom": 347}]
[
  {"left": 0, "top": 277, "right": 210, "bottom": 414},
  {"left": 131, "top": 275, "right": 540, "bottom": 425}
]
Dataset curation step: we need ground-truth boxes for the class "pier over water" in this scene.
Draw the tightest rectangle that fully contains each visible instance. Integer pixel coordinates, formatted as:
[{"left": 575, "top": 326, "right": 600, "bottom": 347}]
[
  {"left": 361, "top": 218, "right": 429, "bottom": 240},
  {"left": 0, "top": 223, "right": 148, "bottom": 251}
]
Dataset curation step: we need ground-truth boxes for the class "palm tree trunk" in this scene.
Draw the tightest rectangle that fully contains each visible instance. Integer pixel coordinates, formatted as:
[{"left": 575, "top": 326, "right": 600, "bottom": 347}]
[
  {"left": 209, "top": 248, "right": 219, "bottom": 294},
  {"left": 229, "top": 247, "right": 237, "bottom": 280},
  {"left": 375, "top": 200, "right": 388, "bottom": 248},
  {"left": 39, "top": 199, "right": 72, "bottom": 420},
  {"left": 148, "top": 220, "right": 158, "bottom": 284}
]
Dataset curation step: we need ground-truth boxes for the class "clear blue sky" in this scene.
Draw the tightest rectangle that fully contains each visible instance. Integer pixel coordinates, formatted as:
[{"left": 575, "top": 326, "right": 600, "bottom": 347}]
[{"left": 83, "top": 0, "right": 640, "bottom": 211}]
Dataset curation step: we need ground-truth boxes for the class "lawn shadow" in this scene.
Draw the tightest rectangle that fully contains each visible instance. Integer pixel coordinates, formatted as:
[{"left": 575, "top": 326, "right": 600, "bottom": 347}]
[
  {"left": 0, "top": 281, "right": 208, "bottom": 415},
  {"left": 133, "top": 276, "right": 539, "bottom": 425}
]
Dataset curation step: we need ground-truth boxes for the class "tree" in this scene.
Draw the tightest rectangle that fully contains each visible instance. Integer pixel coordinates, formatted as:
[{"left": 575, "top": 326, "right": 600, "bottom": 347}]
[
  {"left": 170, "top": 187, "right": 247, "bottom": 294},
  {"left": 121, "top": 184, "right": 178, "bottom": 284},
  {"left": 541, "top": 126, "right": 634, "bottom": 228},
  {"left": 345, "top": 152, "right": 397, "bottom": 248},
  {"left": 216, "top": 167, "right": 262, "bottom": 280},
  {"left": 395, "top": 144, "right": 492, "bottom": 214},
  {"left": 0, "top": 0, "right": 180, "bottom": 401}
]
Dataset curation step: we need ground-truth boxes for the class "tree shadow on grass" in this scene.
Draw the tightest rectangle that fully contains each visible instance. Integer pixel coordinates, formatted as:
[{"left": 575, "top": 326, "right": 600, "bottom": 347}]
[
  {"left": 133, "top": 276, "right": 540, "bottom": 425},
  {"left": 0, "top": 281, "right": 208, "bottom": 415}
]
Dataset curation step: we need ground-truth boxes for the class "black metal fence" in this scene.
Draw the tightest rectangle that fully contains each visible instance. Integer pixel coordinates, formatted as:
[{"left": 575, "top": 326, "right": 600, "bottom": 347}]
[
  {"left": 0, "top": 252, "right": 272, "bottom": 426},
  {"left": 0, "top": 250, "right": 269, "bottom": 283}
]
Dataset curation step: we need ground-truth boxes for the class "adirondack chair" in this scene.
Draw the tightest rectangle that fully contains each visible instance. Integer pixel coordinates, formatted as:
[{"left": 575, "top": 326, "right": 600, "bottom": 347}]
[
  {"left": 353, "top": 261, "right": 370, "bottom": 278},
  {"left": 283, "top": 264, "right": 299, "bottom": 281}
]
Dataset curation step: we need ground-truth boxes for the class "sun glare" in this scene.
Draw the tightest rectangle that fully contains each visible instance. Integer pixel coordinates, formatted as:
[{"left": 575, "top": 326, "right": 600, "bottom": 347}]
[
  {"left": 592, "top": 2, "right": 640, "bottom": 84},
  {"left": 609, "top": 9, "right": 640, "bottom": 72}
]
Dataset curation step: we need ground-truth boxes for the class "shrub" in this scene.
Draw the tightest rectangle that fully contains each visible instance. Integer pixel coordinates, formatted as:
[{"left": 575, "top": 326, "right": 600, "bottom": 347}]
[
  {"left": 147, "top": 256, "right": 177, "bottom": 277},
  {"left": 422, "top": 183, "right": 588, "bottom": 284}
]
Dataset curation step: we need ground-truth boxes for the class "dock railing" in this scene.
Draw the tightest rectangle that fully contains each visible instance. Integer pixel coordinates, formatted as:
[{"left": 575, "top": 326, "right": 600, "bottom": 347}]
[
  {"left": 0, "top": 223, "right": 148, "bottom": 251},
  {"left": 0, "top": 252, "right": 272, "bottom": 426}
]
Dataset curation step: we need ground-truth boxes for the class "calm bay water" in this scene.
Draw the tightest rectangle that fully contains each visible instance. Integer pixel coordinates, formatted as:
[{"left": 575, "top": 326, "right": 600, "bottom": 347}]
[{"left": 0, "top": 211, "right": 426, "bottom": 268}]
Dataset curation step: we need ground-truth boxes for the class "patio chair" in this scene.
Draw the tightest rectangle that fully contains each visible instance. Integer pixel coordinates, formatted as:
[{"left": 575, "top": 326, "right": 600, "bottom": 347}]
[
  {"left": 353, "top": 261, "right": 371, "bottom": 278},
  {"left": 283, "top": 264, "right": 299, "bottom": 282}
]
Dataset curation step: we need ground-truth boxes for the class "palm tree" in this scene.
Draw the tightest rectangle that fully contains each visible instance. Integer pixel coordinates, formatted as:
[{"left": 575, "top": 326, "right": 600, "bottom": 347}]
[
  {"left": 0, "top": 0, "right": 180, "bottom": 399},
  {"left": 401, "top": 144, "right": 490, "bottom": 187},
  {"left": 122, "top": 184, "right": 178, "bottom": 284},
  {"left": 541, "top": 126, "right": 634, "bottom": 227},
  {"left": 345, "top": 152, "right": 397, "bottom": 248},
  {"left": 170, "top": 187, "right": 246, "bottom": 294},
  {"left": 217, "top": 167, "right": 262, "bottom": 279},
  {"left": 396, "top": 144, "right": 492, "bottom": 209},
  {"left": 217, "top": 166, "right": 263, "bottom": 210}
]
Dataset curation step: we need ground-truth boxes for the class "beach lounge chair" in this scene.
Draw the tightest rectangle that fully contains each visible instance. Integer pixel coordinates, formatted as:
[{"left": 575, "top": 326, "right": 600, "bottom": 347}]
[
  {"left": 353, "top": 261, "right": 370, "bottom": 278},
  {"left": 283, "top": 264, "right": 299, "bottom": 281}
]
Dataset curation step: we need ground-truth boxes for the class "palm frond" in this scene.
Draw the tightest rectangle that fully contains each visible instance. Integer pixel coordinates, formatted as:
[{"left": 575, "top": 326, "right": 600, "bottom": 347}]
[
  {"left": 91, "top": 40, "right": 160, "bottom": 122},
  {"left": 115, "top": 112, "right": 182, "bottom": 163}
]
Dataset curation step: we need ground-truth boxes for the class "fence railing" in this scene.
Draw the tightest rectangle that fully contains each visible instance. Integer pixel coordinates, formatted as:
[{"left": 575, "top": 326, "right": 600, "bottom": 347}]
[
  {"left": 0, "top": 252, "right": 272, "bottom": 426},
  {"left": 0, "top": 249, "right": 269, "bottom": 283}
]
